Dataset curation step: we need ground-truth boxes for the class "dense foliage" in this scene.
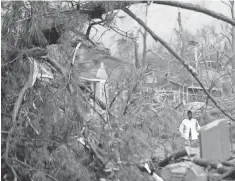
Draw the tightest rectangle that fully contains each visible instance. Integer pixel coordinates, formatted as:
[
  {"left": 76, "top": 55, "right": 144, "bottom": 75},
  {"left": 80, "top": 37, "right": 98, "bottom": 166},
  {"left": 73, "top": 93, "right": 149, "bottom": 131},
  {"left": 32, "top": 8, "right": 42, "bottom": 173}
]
[{"left": 1, "top": 1, "right": 235, "bottom": 181}]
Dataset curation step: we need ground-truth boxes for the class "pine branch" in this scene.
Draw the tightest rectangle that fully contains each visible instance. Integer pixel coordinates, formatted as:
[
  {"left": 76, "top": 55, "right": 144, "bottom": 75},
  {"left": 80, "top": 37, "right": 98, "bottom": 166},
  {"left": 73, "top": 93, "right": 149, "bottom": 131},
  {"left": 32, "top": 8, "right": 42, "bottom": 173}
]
[
  {"left": 4, "top": 57, "right": 35, "bottom": 165},
  {"left": 42, "top": 55, "right": 66, "bottom": 77},
  {"left": 12, "top": 158, "right": 59, "bottom": 181},
  {"left": 40, "top": 48, "right": 115, "bottom": 118},
  {"left": 123, "top": 7, "right": 235, "bottom": 122}
]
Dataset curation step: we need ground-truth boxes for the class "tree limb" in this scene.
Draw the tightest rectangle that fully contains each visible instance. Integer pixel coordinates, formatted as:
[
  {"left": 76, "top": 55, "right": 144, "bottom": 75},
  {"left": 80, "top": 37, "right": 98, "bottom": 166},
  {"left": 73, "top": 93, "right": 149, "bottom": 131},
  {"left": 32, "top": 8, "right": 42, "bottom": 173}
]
[
  {"left": 123, "top": 7, "right": 235, "bottom": 122},
  {"left": 86, "top": 20, "right": 105, "bottom": 38},
  {"left": 158, "top": 149, "right": 188, "bottom": 167},
  {"left": 43, "top": 55, "right": 66, "bottom": 77},
  {"left": 151, "top": 1, "right": 235, "bottom": 26},
  {"left": 5, "top": 162, "right": 17, "bottom": 181},
  {"left": 80, "top": 1, "right": 235, "bottom": 26},
  {"left": 221, "top": 32, "right": 232, "bottom": 46},
  {"left": 8, "top": 1, "right": 235, "bottom": 27},
  {"left": 102, "top": 23, "right": 136, "bottom": 40},
  {"left": 221, "top": 0, "right": 233, "bottom": 9},
  {"left": 217, "top": 167, "right": 235, "bottom": 181},
  {"left": 86, "top": 139, "right": 108, "bottom": 166},
  {"left": 81, "top": 1, "right": 235, "bottom": 26},
  {"left": 69, "top": 42, "right": 81, "bottom": 80},
  {"left": 177, "top": 10, "right": 186, "bottom": 57}
]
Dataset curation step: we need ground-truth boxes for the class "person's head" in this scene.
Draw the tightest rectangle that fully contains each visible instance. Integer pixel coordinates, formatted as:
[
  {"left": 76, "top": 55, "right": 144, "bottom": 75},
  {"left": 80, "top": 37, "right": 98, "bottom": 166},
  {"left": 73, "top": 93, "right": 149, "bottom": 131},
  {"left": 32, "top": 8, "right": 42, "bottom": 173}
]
[{"left": 187, "top": 110, "right": 193, "bottom": 120}]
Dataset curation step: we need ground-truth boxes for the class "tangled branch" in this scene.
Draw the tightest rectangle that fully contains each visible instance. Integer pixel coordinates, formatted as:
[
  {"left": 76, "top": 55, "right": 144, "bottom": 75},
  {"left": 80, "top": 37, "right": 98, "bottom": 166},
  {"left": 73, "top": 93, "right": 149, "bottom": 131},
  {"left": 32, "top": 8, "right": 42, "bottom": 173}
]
[
  {"left": 12, "top": 158, "right": 59, "bottom": 181},
  {"left": 4, "top": 57, "right": 36, "bottom": 180}
]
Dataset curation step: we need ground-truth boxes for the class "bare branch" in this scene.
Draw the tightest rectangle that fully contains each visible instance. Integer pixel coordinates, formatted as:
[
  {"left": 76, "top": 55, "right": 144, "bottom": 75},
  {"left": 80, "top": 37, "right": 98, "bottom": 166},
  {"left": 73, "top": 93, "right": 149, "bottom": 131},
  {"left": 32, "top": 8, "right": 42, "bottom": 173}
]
[
  {"left": 151, "top": 1, "right": 235, "bottom": 26},
  {"left": 84, "top": 96, "right": 107, "bottom": 123},
  {"left": 109, "top": 90, "right": 122, "bottom": 109},
  {"left": 221, "top": 32, "right": 232, "bottom": 46},
  {"left": 139, "top": 28, "right": 144, "bottom": 35},
  {"left": 102, "top": 24, "right": 135, "bottom": 40},
  {"left": 221, "top": 0, "right": 233, "bottom": 9},
  {"left": 123, "top": 7, "right": 235, "bottom": 122},
  {"left": 177, "top": 10, "right": 186, "bottom": 57},
  {"left": 69, "top": 42, "right": 81, "bottom": 80},
  {"left": 97, "top": 28, "right": 111, "bottom": 42},
  {"left": 147, "top": 49, "right": 167, "bottom": 61},
  {"left": 230, "top": 0, "right": 234, "bottom": 19},
  {"left": 86, "top": 20, "right": 105, "bottom": 38},
  {"left": 2, "top": 55, "right": 21, "bottom": 67}
]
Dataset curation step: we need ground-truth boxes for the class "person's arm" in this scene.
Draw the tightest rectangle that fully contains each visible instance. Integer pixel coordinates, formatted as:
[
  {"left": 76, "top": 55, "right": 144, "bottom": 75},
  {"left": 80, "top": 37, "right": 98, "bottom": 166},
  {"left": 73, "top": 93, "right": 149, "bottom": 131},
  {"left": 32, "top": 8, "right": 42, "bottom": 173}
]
[
  {"left": 196, "top": 120, "right": 201, "bottom": 131},
  {"left": 179, "top": 120, "right": 185, "bottom": 136}
]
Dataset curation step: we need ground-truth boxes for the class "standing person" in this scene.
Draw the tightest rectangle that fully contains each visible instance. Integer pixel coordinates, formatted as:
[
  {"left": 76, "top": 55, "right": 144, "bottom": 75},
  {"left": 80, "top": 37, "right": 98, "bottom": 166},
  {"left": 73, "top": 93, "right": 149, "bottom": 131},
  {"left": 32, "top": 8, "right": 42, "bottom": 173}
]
[{"left": 179, "top": 110, "right": 201, "bottom": 146}]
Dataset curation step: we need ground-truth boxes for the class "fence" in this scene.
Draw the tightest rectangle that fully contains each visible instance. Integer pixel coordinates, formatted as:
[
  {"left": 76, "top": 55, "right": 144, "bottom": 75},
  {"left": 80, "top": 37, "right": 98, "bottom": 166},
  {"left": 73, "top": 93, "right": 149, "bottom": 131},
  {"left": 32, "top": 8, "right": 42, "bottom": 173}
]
[{"left": 154, "top": 90, "right": 207, "bottom": 103}]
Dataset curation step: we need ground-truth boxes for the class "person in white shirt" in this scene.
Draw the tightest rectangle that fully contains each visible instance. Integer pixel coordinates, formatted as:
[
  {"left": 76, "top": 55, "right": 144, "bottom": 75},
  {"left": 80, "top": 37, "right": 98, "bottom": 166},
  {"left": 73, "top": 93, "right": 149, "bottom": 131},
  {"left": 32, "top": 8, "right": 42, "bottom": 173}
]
[{"left": 179, "top": 110, "right": 200, "bottom": 146}]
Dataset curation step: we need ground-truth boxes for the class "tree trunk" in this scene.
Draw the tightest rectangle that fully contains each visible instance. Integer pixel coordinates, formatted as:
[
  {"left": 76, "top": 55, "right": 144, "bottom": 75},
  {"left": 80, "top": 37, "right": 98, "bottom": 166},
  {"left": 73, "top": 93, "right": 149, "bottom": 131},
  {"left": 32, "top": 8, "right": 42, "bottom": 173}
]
[
  {"left": 177, "top": 10, "right": 186, "bottom": 58},
  {"left": 230, "top": 0, "right": 235, "bottom": 85},
  {"left": 134, "top": 40, "right": 140, "bottom": 68},
  {"left": 142, "top": 4, "right": 149, "bottom": 66},
  {"left": 158, "top": 149, "right": 188, "bottom": 167},
  {"left": 192, "top": 158, "right": 232, "bottom": 174}
]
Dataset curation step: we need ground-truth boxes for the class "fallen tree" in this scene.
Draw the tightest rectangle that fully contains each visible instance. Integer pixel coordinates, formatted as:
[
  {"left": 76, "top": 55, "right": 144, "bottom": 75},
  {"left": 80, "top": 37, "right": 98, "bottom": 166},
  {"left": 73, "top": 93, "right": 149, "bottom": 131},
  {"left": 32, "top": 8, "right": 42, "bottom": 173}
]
[{"left": 2, "top": 2, "right": 235, "bottom": 181}]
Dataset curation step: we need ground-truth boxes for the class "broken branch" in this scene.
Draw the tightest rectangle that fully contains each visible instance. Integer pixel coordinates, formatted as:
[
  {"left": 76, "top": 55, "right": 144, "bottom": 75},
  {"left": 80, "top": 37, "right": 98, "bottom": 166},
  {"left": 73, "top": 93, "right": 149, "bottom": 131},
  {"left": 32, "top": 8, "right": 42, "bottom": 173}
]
[{"left": 158, "top": 149, "right": 188, "bottom": 167}]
